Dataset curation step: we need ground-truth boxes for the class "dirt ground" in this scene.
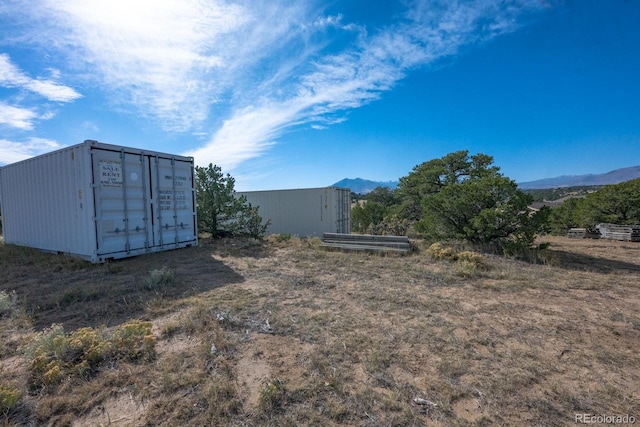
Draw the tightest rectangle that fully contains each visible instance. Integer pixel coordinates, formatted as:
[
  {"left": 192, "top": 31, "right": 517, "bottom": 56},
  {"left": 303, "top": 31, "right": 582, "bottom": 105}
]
[{"left": 1, "top": 235, "right": 639, "bottom": 426}]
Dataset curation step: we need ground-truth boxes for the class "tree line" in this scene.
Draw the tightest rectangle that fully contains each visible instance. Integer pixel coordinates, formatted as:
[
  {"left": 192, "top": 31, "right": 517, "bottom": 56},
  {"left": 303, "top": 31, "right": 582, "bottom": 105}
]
[
  {"left": 523, "top": 186, "right": 601, "bottom": 203},
  {"left": 195, "top": 152, "right": 640, "bottom": 250},
  {"left": 544, "top": 178, "right": 640, "bottom": 234},
  {"left": 353, "top": 150, "right": 640, "bottom": 252}
]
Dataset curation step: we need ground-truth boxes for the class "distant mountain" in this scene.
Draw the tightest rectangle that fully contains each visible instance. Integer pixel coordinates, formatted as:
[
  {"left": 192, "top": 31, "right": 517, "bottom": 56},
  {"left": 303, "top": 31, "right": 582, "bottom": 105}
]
[
  {"left": 333, "top": 178, "right": 398, "bottom": 194},
  {"left": 334, "top": 166, "right": 640, "bottom": 193},
  {"left": 518, "top": 166, "right": 640, "bottom": 190}
]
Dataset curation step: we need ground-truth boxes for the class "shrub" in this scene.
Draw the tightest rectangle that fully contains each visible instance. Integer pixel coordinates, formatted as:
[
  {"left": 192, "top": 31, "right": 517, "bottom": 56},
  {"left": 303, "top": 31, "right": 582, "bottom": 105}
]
[
  {"left": 426, "top": 242, "right": 456, "bottom": 261},
  {"left": 366, "top": 214, "right": 411, "bottom": 236},
  {"left": 144, "top": 267, "right": 175, "bottom": 289},
  {"left": 259, "top": 378, "right": 286, "bottom": 412},
  {"left": 23, "top": 324, "right": 68, "bottom": 387},
  {"left": 426, "top": 243, "right": 487, "bottom": 270},
  {"left": 23, "top": 320, "right": 156, "bottom": 389},
  {"left": 110, "top": 320, "right": 156, "bottom": 361},
  {"left": 456, "top": 250, "right": 484, "bottom": 268},
  {"left": 0, "top": 383, "right": 20, "bottom": 414},
  {"left": 0, "top": 290, "right": 16, "bottom": 316}
]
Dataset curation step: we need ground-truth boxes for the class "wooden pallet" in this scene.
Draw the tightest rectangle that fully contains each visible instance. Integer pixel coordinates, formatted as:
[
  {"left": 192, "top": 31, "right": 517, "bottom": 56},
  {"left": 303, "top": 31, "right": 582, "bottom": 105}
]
[
  {"left": 567, "top": 228, "right": 586, "bottom": 238},
  {"left": 567, "top": 228, "right": 601, "bottom": 239},
  {"left": 596, "top": 223, "right": 640, "bottom": 242},
  {"left": 321, "top": 233, "right": 411, "bottom": 254}
]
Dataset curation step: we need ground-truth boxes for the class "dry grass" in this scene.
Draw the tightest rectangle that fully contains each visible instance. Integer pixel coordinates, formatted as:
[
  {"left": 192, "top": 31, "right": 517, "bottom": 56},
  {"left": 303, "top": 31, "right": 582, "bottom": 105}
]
[{"left": 0, "top": 235, "right": 639, "bottom": 426}]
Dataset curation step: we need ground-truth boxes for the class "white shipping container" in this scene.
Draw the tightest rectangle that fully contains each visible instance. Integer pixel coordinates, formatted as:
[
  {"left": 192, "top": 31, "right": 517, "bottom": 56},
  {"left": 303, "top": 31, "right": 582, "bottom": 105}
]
[
  {"left": 237, "top": 187, "right": 351, "bottom": 237},
  {"left": 0, "top": 140, "right": 197, "bottom": 263}
]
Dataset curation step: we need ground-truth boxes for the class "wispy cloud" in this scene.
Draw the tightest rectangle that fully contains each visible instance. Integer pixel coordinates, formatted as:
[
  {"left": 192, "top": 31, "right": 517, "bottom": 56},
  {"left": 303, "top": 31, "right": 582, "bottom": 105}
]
[
  {"left": 0, "top": 54, "right": 82, "bottom": 102},
  {"left": 0, "top": 54, "right": 78, "bottom": 132},
  {"left": 0, "top": 137, "right": 62, "bottom": 164},
  {"left": 190, "top": 0, "right": 545, "bottom": 169},
  {"left": 0, "top": 0, "right": 545, "bottom": 169},
  {"left": 0, "top": 102, "right": 39, "bottom": 130},
  {"left": 28, "top": 0, "right": 253, "bottom": 132},
  {"left": 188, "top": 103, "right": 300, "bottom": 170}
]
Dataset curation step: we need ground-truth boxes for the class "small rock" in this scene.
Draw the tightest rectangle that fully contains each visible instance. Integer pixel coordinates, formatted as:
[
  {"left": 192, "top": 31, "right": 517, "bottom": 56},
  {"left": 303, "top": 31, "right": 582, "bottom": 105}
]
[
  {"left": 260, "top": 318, "right": 274, "bottom": 334},
  {"left": 413, "top": 397, "right": 437, "bottom": 407}
]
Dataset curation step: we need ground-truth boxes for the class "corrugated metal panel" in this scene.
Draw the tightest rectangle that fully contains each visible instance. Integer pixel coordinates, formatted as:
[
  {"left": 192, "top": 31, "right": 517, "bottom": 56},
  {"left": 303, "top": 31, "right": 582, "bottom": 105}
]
[
  {"left": 0, "top": 144, "right": 93, "bottom": 255},
  {"left": 0, "top": 140, "right": 197, "bottom": 262},
  {"left": 237, "top": 187, "right": 351, "bottom": 237},
  {"left": 335, "top": 187, "right": 351, "bottom": 234}
]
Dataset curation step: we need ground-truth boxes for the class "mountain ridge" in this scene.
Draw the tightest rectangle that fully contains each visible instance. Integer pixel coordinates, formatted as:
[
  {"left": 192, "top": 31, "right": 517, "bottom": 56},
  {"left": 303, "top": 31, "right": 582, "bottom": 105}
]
[
  {"left": 517, "top": 166, "right": 640, "bottom": 189},
  {"left": 332, "top": 165, "right": 640, "bottom": 193},
  {"left": 332, "top": 178, "right": 398, "bottom": 194}
]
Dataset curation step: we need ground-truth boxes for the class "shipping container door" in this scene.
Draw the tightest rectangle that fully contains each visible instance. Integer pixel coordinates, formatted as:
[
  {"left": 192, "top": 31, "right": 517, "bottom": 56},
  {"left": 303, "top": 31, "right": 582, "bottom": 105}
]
[
  {"left": 336, "top": 189, "right": 351, "bottom": 233},
  {"left": 150, "top": 156, "right": 196, "bottom": 247},
  {"left": 93, "top": 150, "right": 152, "bottom": 256}
]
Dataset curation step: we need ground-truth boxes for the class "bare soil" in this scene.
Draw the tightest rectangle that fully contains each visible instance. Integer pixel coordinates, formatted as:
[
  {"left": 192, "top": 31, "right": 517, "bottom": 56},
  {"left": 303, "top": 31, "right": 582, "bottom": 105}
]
[{"left": 1, "top": 235, "right": 639, "bottom": 426}]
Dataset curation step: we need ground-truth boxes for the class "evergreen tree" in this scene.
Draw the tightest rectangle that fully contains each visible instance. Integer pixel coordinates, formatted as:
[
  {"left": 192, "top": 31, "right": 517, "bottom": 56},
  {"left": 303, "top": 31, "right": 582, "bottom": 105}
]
[
  {"left": 398, "top": 150, "right": 547, "bottom": 250},
  {"left": 586, "top": 178, "right": 640, "bottom": 224},
  {"left": 194, "top": 164, "right": 268, "bottom": 238}
]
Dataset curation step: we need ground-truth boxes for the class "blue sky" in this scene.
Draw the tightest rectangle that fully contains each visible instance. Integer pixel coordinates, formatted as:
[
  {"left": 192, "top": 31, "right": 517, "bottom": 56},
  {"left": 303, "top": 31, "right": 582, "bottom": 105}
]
[{"left": 1, "top": 0, "right": 639, "bottom": 190}]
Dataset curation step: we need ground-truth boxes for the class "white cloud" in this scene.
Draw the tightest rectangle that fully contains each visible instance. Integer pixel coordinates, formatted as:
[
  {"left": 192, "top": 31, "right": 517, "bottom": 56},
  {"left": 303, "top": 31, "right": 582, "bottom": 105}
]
[
  {"left": 186, "top": 103, "right": 301, "bottom": 170},
  {"left": 29, "top": 0, "right": 252, "bottom": 132},
  {"left": 24, "top": 80, "right": 82, "bottom": 103},
  {"left": 0, "top": 54, "right": 82, "bottom": 102},
  {"left": 0, "top": 137, "right": 62, "bottom": 164},
  {"left": 1, "top": 0, "right": 545, "bottom": 171},
  {"left": 3, "top": 1, "right": 340, "bottom": 134},
  {"left": 189, "top": 0, "right": 545, "bottom": 170},
  {"left": 0, "top": 102, "right": 38, "bottom": 130}
]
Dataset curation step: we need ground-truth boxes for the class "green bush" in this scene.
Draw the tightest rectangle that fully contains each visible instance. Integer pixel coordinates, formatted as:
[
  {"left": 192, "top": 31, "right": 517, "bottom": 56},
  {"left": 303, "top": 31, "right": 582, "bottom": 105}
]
[
  {"left": 195, "top": 164, "right": 269, "bottom": 238},
  {"left": 144, "top": 267, "right": 175, "bottom": 289},
  {"left": 399, "top": 151, "right": 548, "bottom": 251}
]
